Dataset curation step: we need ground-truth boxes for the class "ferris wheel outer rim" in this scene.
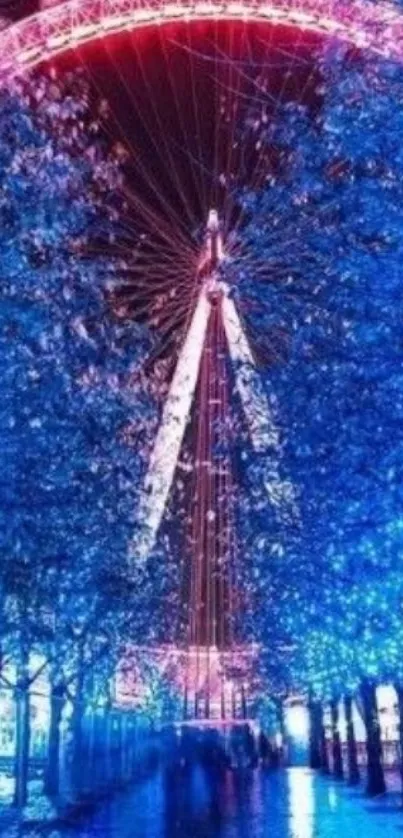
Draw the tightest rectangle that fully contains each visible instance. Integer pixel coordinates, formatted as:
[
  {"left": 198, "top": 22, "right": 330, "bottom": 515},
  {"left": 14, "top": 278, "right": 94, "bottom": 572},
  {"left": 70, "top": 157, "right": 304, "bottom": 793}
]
[{"left": 1, "top": 0, "right": 403, "bottom": 78}]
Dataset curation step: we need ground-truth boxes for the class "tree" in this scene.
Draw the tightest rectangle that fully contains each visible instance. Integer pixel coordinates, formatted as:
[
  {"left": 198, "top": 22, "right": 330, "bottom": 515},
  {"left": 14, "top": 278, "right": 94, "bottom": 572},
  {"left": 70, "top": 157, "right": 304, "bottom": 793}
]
[
  {"left": 233, "top": 46, "right": 403, "bottom": 793},
  {"left": 0, "top": 69, "right": 160, "bottom": 805}
]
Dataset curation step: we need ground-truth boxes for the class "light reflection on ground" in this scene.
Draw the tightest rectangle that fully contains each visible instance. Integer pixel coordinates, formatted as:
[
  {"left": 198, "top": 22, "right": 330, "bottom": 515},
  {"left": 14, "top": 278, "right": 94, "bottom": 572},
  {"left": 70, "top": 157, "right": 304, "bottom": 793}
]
[{"left": 27, "top": 767, "right": 402, "bottom": 838}]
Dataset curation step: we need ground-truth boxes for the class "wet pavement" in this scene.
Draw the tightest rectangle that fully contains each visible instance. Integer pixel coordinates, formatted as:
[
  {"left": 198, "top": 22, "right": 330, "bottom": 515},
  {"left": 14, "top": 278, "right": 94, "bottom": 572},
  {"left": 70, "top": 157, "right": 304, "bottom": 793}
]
[{"left": 56, "top": 767, "right": 403, "bottom": 838}]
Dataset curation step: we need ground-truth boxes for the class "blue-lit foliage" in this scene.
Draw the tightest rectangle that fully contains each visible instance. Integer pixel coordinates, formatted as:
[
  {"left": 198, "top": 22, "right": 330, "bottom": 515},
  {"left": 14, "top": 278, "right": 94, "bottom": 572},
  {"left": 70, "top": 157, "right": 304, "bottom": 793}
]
[
  {"left": 234, "top": 47, "right": 403, "bottom": 701},
  {"left": 0, "top": 71, "right": 163, "bottom": 714}
]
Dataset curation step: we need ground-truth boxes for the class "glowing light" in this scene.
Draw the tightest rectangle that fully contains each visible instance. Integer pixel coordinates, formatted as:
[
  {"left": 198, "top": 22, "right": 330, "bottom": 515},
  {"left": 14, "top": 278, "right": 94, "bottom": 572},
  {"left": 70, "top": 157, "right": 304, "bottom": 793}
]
[
  {"left": 377, "top": 684, "right": 398, "bottom": 742},
  {"left": 226, "top": 2, "right": 247, "bottom": 16},
  {"left": 163, "top": 3, "right": 192, "bottom": 16},
  {"left": 194, "top": 2, "right": 219, "bottom": 15},
  {"left": 284, "top": 701, "right": 309, "bottom": 741},
  {"left": 288, "top": 767, "right": 314, "bottom": 838},
  {"left": 70, "top": 24, "right": 99, "bottom": 39},
  {"left": 46, "top": 32, "right": 73, "bottom": 48},
  {"left": 0, "top": 0, "right": 403, "bottom": 78}
]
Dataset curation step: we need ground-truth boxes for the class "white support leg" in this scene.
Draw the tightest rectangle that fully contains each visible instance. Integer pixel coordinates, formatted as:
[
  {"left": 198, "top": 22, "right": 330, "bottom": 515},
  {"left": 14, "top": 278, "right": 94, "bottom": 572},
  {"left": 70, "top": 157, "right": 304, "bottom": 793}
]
[
  {"left": 222, "top": 294, "right": 279, "bottom": 452},
  {"left": 130, "top": 288, "right": 211, "bottom": 564},
  {"left": 222, "top": 294, "right": 298, "bottom": 519}
]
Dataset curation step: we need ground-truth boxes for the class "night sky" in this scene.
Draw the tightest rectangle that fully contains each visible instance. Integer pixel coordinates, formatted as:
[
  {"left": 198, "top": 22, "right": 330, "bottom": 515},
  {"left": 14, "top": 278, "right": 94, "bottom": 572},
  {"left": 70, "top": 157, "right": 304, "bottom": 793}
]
[{"left": 46, "top": 22, "right": 323, "bottom": 233}]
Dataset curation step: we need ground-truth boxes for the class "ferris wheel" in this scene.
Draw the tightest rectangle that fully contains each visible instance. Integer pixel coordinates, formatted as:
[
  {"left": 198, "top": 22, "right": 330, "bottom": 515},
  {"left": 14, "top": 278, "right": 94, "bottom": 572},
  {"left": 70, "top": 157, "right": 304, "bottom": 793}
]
[
  {"left": 1, "top": 0, "right": 401, "bottom": 719},
  {"left": 132, "top": 208, "right": 292, "bottom": 565}
]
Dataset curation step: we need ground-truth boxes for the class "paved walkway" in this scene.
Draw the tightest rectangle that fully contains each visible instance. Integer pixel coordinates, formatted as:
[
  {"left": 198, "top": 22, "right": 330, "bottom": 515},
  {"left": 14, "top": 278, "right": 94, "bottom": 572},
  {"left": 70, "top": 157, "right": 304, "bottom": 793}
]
[{"left": 22, "top": 766, "right": 400, "bottom": 838}]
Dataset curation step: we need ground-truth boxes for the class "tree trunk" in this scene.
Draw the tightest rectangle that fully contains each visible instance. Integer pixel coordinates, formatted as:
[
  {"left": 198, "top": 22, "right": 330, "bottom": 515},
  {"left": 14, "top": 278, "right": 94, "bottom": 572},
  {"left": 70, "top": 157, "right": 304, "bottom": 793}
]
[
  {"left": 330, "top": 698, "right": 343, "bottom": 779},
  {"left": 394, "top": 683, "right": 403, "bottom": 798},
  {"left": 241, "top": 686, "right": 247, "bottom": 720},
  {"left": 360, "top": 680, "right": 386, "bottom": 796},
  {"left": 120, "top": 714, "right": 128, "bottom": 783},
  {"left": 104, "top": 710, "right": 112, "bottom": 786},
  {"left": 183, "top": 685, "right": 189, "bottom": 721},
  {"left": 13, "top": 685, "right": 31, "bottom": 808},
  {"left": 308, "top": 699, "right": 322, "bottom": 769},
  {"left": 320, "top": 709, "right": 330, "bottom": 774},
  {"left": 44, "top": 683, "right": 64, "bottom": 798},
  {"left": 111, "top": 714, "right": 119, "bottom": 785},
  {"left": 91, "top": 711, "right": 102, "bottom": 793},
  {"left": 85, "top": 710, "right": 95, "bottom": 793},
  {"left": 71, "top": 693, "right": 85, "bottom": 798},
  {"left": 129, "top": 715, "right": 137, "bottom": 778},
  {"left": 344, "top": 694, "right": 360, "bottom": 785}
]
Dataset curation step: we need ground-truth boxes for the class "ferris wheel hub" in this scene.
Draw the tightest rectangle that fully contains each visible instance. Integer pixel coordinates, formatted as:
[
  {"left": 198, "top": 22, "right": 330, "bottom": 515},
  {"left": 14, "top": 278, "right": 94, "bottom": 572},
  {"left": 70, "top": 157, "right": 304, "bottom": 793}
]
[{"left": 205, "top": 276, "right": 229, "bottom": 304}]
